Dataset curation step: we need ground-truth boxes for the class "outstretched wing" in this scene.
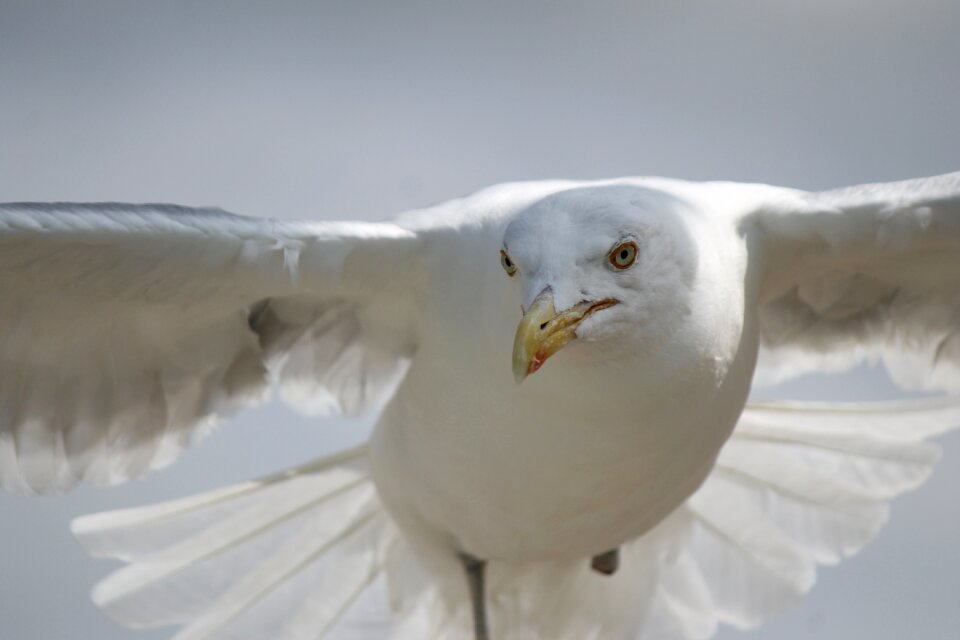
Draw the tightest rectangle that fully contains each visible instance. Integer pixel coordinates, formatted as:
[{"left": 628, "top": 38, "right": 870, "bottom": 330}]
[
  {"left": 748, "top": 171, "right": 960, "bottom": 388},
  {"left": 0, "top": 203, "right": 421, "bottom": 494}
]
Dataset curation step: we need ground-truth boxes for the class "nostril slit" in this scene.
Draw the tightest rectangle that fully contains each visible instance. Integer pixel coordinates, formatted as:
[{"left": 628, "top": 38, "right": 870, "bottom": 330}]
[{"left": 540, "top": 322, "right": 548, "bottom": 330}]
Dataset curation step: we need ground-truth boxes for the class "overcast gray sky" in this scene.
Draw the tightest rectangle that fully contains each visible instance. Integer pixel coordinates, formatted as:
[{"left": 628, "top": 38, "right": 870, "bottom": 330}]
[{"left": 1, "top": 1, "right": 959, "bottom": 639}]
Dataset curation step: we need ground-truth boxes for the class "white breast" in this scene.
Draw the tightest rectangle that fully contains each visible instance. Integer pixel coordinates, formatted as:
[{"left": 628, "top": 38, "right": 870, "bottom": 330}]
[{"left": 369, "top": 219, "right": 757, "bottom": 562}]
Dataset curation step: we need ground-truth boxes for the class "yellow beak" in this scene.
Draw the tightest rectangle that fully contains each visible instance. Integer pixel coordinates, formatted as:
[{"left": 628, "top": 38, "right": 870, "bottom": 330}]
[{"left": 512, "top": 290, "right": 618, "bottom": 383}]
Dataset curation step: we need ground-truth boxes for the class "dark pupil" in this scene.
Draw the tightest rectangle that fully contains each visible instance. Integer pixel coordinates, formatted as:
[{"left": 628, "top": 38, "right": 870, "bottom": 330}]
[
  {"left": 620, "top": 249, "right": 629, "bottom": 260},
  {"left": 504, "top": 256, "right": 512, "bottom": 267}
]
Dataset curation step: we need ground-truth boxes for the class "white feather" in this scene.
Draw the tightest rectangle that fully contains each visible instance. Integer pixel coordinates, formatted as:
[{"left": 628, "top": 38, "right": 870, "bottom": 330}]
[
  {"left": 751, "top": 172, "right": 960, "bottom": 389},
  {"left": 75, "top": 399, "right": 954, "bottom": 640},
  {"left": 73, "top": 445, "right": 398, "bottom": 638},
  {"left": 6, "top": 172, "right": 960, "bottom": 638},
  {"left": 0, "top": 203, "right": 419, "bottom": 493}
]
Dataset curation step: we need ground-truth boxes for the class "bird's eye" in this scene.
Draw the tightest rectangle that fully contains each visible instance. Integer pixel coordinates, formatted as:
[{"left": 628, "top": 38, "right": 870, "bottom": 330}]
[
  {"left": 500, "top": 249, "right": 518, "bottom": 277},
  {"left": 608, "top": 241, "right": 639, "bottom": 270}
]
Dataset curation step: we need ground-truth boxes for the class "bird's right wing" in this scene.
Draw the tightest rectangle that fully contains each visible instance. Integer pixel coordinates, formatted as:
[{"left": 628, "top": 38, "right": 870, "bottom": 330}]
[{"left": 0, "top": 203, "right": 422, "bottom": 494}]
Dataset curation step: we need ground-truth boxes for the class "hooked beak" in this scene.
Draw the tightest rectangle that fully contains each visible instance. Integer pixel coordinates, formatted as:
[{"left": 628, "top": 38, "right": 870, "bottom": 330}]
[{"left": 512, "top": 290, "right": 618, "bottom": 383}]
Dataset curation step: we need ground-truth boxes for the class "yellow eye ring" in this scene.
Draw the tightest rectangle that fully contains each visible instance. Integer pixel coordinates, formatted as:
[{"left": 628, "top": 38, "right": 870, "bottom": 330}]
[
  {"left": 500, "top": 249, "right": 518, "bottom": 277},
  {"left": 609, "top": 241, "right": 638, "bottom": 270}
]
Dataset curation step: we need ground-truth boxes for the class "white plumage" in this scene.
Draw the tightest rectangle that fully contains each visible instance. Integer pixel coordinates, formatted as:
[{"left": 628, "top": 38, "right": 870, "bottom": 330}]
[
  {"left": 0, "top": 204, "right": 416, "bottom": 492},
  {"left": 3, "top": 172, "right": 960, "bottom": 638}
]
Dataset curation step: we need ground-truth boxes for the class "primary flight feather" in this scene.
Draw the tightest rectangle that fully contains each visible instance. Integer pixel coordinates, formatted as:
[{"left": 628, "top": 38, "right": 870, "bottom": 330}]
[{"left": 2, "top": 172, "right": 960, "bottom": 639}]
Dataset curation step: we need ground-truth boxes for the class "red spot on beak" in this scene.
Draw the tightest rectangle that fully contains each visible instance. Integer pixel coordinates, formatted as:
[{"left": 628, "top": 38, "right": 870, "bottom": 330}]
[{"left": 528, "top": 349, "right": 548, "bottom": 375}]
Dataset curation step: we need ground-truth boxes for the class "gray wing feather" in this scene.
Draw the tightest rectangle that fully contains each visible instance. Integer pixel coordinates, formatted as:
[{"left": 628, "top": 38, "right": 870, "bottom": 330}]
[{"left": 0, "top": 203, "right": 420, "bottom": 493}]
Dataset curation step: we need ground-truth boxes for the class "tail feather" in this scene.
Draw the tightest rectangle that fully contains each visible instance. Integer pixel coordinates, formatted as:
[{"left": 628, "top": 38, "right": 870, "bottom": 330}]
[
  {"left": 741, "top": 397, "right": 960, "bottom": 438},
  {"left": 72, "top": 444, "right": 397, "bottom": 638},
  {"left": 171, "top": 501, "right": 381, "bottom": 640},
  {"left": 272, "top": 514, "right": 391, "bottom": 640},
  {"left": 660, "top": 398, "right": 959, "bottom": 637},
  {"left": 704, "top": 468, "right": 887, "bottom": 564},
  {"left": 72, "top": 399, "right": 960, "bottom": 640},
  {"left": 72, "top": 444, "right": 368, "bottom": 561},
  {"left": 383, "top": 399, "right": 960, "bottom": 640},
  {"left": 89, "top": 473, "right": 370, "bottom": 614}
]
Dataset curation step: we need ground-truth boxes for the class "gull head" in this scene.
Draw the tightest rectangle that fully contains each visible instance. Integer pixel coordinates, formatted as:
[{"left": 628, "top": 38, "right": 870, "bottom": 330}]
[{"left": 501, "top": 184, "right": 698, "bottom": 382}]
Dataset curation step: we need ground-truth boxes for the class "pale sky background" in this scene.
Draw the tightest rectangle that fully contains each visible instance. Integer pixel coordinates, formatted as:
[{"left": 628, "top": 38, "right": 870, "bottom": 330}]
[{"left": 1, "top": 1, "right": 959, "bottom": 639}]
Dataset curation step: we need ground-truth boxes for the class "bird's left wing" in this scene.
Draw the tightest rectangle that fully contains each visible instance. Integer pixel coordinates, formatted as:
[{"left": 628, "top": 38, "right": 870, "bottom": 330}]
[
  {"left": 0, "top": 203, "right": 421, "bottom": 494},
  {"left": 747, "top": 171, "right": 960, "bottom": 388}
]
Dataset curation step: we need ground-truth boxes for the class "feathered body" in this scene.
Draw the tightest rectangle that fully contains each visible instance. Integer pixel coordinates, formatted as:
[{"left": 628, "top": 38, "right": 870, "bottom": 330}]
[
  {"left": 371, "top": 179, "right": 758, "bottom": 563},
  {"left": 3, "top": 172, "right": 960, "bottom": 639}
]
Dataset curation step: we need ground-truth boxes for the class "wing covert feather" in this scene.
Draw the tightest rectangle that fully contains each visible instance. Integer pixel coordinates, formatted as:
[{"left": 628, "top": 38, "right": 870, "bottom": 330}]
[
  {"left": 0, "top": 203, "right": 421, "bottom": 493},
  {"left": 749, "top": 171, "right": 960, "bottom": 388}
]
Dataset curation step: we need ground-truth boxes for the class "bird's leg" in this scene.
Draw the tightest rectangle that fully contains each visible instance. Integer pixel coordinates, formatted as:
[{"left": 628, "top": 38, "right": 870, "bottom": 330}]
[
  {"left": 590, "top": 547, "right": 620, "bottom": 575},
  {"left": 459, "top": 552, "right": 490, "bottom": 640}
]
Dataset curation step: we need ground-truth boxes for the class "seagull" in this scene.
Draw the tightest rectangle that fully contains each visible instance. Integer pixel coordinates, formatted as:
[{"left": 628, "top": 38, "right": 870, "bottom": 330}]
[{"left": 2, "top": 172, "right": 960, "bottom": 639}]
